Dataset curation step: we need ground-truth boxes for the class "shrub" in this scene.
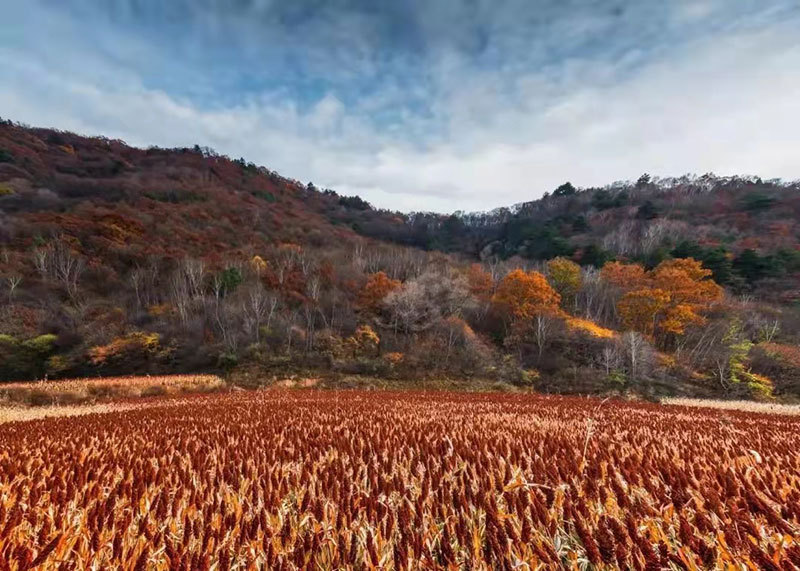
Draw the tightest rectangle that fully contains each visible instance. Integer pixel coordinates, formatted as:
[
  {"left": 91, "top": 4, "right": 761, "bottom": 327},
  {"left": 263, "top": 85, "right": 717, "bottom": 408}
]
[
  {"left": 46, "top": 355, "right": 71, "bottom": 377},
  {"left": 607, "top": 370, "right": 627, "bottom": 386},
  {"left": 86, "top": 384, "right": 117, "bottom": 399},
  {"left": 382, "top": 352, "right": 404, "bottom": 365},
  {"left": 143, "top": 188, "right": 206, "bottom": 203},
  {"left": 88, "top": 332, "right": 161, "bottom": 373},
  {"left": 0, "top": 334, "right": 58, "bottom": 381},
  {"left": 749, "top": 343, "right": 800, "bottom": 396},
  {"left": 591, "top": 189, "right": 627, "bottom": 209},
  {"left": 345, "top": 325, "right": 380, "bottom": 358},
  {"left": 217, "top": 267, "right": 243, "bottom": 295},
  {"left": 217, "top": 351, "right": 238, "bottom": 371},
  {"left": 26, "top": 390, "right": 56, "bottom": 406},
  {"left": 254, "top": 190, "right": 277, "bottom": 202},
  {"left": 141, "top": 384, "right": 168, "bottom": 397},
  {"left": 23, "top": 334, "right": 58, "bottom": 355},
  {"left": 745, "top": 372, "right": 774, "bottom": 401},
  {"left": 637, "top": 200, "right": 660, "bottom": 219},
  {"left": 565, "top": 317, "right": 616, "bottom": 339},
  {"left": 339, "top": 195, "right": 372, "bottom": 210}
]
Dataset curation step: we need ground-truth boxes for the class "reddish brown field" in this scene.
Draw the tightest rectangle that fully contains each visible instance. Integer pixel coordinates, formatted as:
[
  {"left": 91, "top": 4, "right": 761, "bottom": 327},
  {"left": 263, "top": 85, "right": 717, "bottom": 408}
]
[{"left": 1, "top": 390, "right": 799, "bottom": 569}]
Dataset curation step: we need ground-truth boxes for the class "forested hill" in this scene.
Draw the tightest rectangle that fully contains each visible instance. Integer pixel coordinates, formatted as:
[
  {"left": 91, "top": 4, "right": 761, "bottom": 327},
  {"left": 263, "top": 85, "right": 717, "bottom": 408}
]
[
  {"left": 338, "top": 178, "right": 800, "bottom": 303},
  {"left": 0, "top": 119, "right": 369, "bottom": 261},
  {"left": 1, "top": 119, "right": 799, "bottom": 399},
  {"left": 2, "top": 118, "right": 799, "bottom": 303}
]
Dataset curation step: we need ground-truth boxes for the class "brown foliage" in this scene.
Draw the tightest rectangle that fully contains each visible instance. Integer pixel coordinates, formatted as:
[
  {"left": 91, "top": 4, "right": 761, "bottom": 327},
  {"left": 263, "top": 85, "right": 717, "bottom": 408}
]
[
  {"left": 358, "top": 271, "right": 401, "bottom": 310},
  {"left": 465, "top": 263, "right": 493, "bottom": 301},
  {"left": 0, "top": 390, "right": 798, "bottom": 568}
]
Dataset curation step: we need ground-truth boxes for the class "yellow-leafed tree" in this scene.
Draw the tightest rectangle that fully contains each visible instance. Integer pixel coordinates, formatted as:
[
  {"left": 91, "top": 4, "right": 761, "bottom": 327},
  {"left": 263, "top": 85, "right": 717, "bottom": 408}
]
[{"left": 547, "top": 257, "right": 582, "bottom": 308}]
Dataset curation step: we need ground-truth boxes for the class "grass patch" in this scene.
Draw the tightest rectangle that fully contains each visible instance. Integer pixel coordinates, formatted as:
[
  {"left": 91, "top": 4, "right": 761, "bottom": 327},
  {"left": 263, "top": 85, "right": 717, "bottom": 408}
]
[
  {"left": 0, "top": 374, "right": 225, "bottom": 407},
  {"left": 661, "top": 397, "right": 800, "bottom": 416}
]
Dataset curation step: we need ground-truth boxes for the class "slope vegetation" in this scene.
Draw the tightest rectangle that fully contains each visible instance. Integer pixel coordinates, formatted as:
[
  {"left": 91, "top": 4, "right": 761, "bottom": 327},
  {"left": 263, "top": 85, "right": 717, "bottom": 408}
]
[{"left": 1, "top": 119, "right": 798, "bottom": 400}]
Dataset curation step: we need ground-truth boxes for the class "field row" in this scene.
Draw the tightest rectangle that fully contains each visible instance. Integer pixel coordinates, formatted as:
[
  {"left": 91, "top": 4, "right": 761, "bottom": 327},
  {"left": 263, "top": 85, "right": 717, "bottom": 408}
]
[
  {"left": 0, "top": 390, "right": 799, "bottom": 569},
  {"left": 0, "top": 374, "right": 224, "bottom": 407}
]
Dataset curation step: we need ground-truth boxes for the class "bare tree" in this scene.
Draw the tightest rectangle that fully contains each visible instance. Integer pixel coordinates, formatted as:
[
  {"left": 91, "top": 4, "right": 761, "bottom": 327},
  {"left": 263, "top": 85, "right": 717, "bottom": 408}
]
[
  {"left": 211, "top": 275, "right": 242, "bottom": 353},
  {"left": 602, "top": 220, "right": 637, "bottom": 257},
  {"left": 297, "top": 250, "right": 314, "bottom": 278},
  {"left": 576, "top": 267, "right": 618, "bottom": 325},
  {"left": 382, "top": 269, "right": 475, "bottom": 334},
  {"left": 282, "top": 309, "right": 301, "bottom": 353},
  {"left": 181, "top": 258, "right": 206, "bottom": 300},
  {"left": 33, "top": 249, "right": 48, "bottom": 277},
  {"left": 272, "top": 244, "right": 303, "bottom": 288},
  {"left": 639, "top": 220, "right": 689, "bottom": 255},
  {"left": 351, "top": 241, "right": 366, "bottom": 273},
  {"left": 298, "top": 276, "right": 323, "bottom": 352},
  {"left": 533, "top": 314, "right": 555, "bottom": 360},
  {"left": 130, "top": 268, "right": 145, "bottom": 309},
  {"left": 129, "top": 261, "right": 162, "bottom": 310},
  {"left": 5, "top": 274, "right": 21, "bottom": 303},
  {"left": 242, "top": 283, "right": 278, "bottom": 344},
  {"left": 170, "top": 270, "right": 191, "bottom": 323},
  {"left": 168, "top": 258, "right": 209, "bottom": 322},
  {"left": 316, "top": 287, "right": 341, "bottom": 331},
  {"left": 53, "top": 245, "right": 84, "bottom": 301},
  {"left": 619, "top": 332, "right": 654, "bottom": 382},
  {"left": 748, "top": 313, "right": 781, "bottom": 343},
  {"left": 384, "top": 280, "right": 427, "bottom": 333},
  {"left": 33, "top": 240, "right": 85, "bottom": 301},
  {"left": 265, "top": 294, "right": 279, "bottom": 332},
  {"left": 596, "top": 344, "right": 622, "bottom": 376}
]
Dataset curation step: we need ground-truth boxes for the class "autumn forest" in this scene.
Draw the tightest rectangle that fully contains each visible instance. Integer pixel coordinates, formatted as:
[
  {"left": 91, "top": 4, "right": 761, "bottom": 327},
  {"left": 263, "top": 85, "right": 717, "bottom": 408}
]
[{"left": 1, "top": 118, "right": 799, "bottom": 400}]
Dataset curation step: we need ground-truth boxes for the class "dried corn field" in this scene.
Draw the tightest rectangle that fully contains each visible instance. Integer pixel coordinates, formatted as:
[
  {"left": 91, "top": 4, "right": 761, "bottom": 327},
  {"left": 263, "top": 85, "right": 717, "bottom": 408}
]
[{"left": 1, "top": 391, "right": 799, "bottom": 570}]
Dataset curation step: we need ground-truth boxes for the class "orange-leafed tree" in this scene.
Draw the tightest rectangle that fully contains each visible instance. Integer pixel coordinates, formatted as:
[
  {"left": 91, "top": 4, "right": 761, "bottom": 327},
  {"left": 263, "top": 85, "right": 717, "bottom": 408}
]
[
  {"left": 609, "top": 258, "right": 723, "bottom": 341},
  {"left": 492, "top": 269, "right": 561, "bottom": 321},
  {"left": 600, "top": 261, "right": 647, "bottom": 290},
  {"left": 465, "top": 263, "right": 493, "bottom": 302},
  {"left": 358, "top": 271, "right": 401, "bottom": 310},
  {"left": 649, "top": 258, "right": 723, "bottom": 336},
  {"left": 617, "top": 288, "right": 671, "bottom": 337},
  {"left": 661, "top": 303, "right": 707, "bottom": 336},
  {"left": 650, "top": 258, "right": 723, "bottom": 307},
  {"left": 493, "top": 269, "right": 562, "bottom": 360}
]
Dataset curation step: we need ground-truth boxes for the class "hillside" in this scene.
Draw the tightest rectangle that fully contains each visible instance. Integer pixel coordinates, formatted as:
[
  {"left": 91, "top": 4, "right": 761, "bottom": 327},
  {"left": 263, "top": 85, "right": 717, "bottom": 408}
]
[
  {"left": 339, "top": 178, "right": 800, "bottom": 303},
  {"left": 1, "top": 119, "right": 799, "bottom": 399},
  {"left": 0, "top": 120, "right": 365, "bottom": 260}
]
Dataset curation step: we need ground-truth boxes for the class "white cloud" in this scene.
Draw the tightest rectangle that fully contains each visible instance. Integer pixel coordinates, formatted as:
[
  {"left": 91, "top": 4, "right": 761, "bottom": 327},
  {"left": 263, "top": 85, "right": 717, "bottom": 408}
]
[{"left": 1, "top": 2, "right": 799, "bottom": 213}]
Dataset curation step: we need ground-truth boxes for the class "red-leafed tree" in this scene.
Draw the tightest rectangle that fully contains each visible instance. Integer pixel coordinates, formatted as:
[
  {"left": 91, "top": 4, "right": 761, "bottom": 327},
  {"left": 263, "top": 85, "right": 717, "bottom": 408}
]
[{"left": 358, "top": 271, "right": 401, "bottom": 311}]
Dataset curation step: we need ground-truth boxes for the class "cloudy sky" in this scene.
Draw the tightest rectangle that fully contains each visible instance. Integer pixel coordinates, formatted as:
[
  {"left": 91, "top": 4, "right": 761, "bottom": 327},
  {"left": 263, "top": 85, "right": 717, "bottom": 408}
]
[{"left": 1, "top": 1, "right": 799, "bottom": 212}]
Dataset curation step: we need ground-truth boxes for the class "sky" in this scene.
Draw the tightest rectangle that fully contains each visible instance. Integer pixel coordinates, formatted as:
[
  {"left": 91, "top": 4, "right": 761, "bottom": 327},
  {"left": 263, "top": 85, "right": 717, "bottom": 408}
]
[{"left": 1, "top": 1, "right": 799, "bottom": 213}]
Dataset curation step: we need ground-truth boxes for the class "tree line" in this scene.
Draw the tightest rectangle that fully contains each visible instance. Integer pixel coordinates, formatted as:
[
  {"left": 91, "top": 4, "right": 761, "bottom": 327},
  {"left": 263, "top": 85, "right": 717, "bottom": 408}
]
[{"left": 2, "top": 234, "right": 798, "bottom": 399}]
